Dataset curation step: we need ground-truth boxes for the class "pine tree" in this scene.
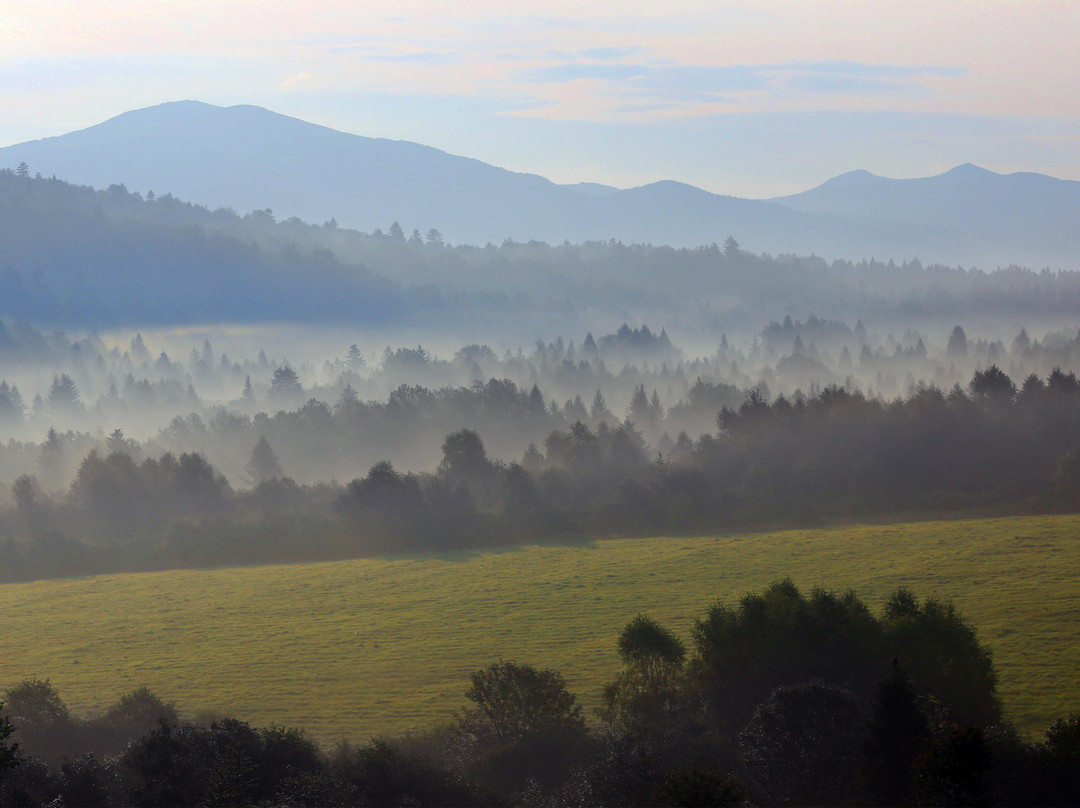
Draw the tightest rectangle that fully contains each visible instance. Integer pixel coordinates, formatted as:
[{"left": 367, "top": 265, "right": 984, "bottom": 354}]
[
  {"left": 106, "top": 428, "right": 129, "bottom": 455},
  {"left": 244, "top": 437, "right": 284, "bottom": 485},
  {"left": 346, "top": 345, "right": 365, "bottom": 368},
  {"left": 47, "top": 374, "right": 81, "bottom": 415},
  {"left": 590, "top": 389, "right": 611, "bottom": 423},
  {"left": 38, "top": 428, "right": 64, "bottom": 489}
]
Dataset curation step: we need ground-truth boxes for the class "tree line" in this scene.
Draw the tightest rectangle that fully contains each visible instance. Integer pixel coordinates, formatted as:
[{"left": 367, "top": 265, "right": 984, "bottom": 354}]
[{"left": 2, "top": 365, "right": 1080, "bottom": 583}]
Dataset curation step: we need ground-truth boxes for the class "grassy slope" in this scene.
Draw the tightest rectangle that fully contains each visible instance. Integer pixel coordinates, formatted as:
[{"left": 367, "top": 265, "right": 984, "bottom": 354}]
[{"left": 1, "top": 514, "right": 1077, "bottom": 743}]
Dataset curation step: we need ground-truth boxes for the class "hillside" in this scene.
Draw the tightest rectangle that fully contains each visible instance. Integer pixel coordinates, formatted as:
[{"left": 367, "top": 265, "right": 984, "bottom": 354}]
[{"left": 1, "top": 515, "right": 1076, "bottom": 743}]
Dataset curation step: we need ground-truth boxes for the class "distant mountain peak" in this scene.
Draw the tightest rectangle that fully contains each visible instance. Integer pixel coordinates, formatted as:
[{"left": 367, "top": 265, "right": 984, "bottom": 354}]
[
  {"left": 944, "top": 162, "right": 994, "bottom": 176},
  {"left": 817, "top": 169, "right": 878, "bottom": 188}
]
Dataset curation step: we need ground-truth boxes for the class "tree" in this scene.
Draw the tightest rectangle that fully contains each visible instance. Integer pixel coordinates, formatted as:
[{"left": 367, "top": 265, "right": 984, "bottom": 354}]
[
  {"left": 969, "top": 365, "right": 1016, "bottom": 407},
  {"left": 94, "top": 687, "right": 180, "bottom": 755},
  {"left": 346, "top": 344, "right": 365, "bottom": 368},
  {"left": 439, "top": 429, "right": 492, "bottom": 486},
  {"left": 739, "top": 681, "right": 866, "bottom": 806},
  {"left": 946, "top": 325, "right": 968, "bottom": 358},
  {"left": 458, "top": 661, "right": 585, "bottom": 745},
  {"left": 2, "top": 679, "right": 75, "bottom": 765},
  {"left": 268, "top": 366, "right": 303, "bottom": 402},
  {"left": 15, "top": 162, "right": 29, "bottom": 177},
  {"left": 425, "top": 228, "right": 444, "bottom": 247},
  {"left": 38, "top": 428, "right": 65, "bottom": 489},
  {"left": 457, "top": 661, "right": 589, "bottom": 794},
  {"left": 244, "top": 436, "right": 284, "bottom": 485},
  {"left": 106, "top": 427, "right": 135, "bottom": 456},
  {"left": 863, "top": 662, "right": 931, "bottom": 806},
  {"left": 47, "top": 373, "right": 81, "bottom": 416},
  {"left": 882, "top": 590, "right": 1000, "bottom": 727},
  {"left": 691, "top": 580, "right": 931, "bottom": 730},
  {"left": 0, "top": 700, "right": 17, "bottom": 785},
  {"left": 602, "top": 615, "right": 688, "bottom": 729}
]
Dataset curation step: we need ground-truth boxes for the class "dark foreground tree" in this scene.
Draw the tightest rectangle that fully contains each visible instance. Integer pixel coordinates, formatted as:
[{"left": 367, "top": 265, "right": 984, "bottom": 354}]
[
  {"left": 691, "top": 580, "right": 999, "bottom": 732},
  {"left": 2, "top": 679, "right": 76, "bottom": 766},
  {"left": 457, "top": 661, "right": 590, "bottom": 794},
  {"left": 602, "top": 614, "right": 687, "bottom": 730},
  {"left": 739, "top": 681, "right": 866, "bottom": 806},
  {"left": 459, "top": 661, "right": 584, "bottom": 746},
  {"left": 0, "top": 700, "right": 17, "bottom": 785}
]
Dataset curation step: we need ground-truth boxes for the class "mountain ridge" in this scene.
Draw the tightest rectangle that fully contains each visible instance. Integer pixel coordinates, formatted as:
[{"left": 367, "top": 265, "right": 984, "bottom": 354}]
[{"left": 2, "top": 101, "right": 1078, "bottom": 269}]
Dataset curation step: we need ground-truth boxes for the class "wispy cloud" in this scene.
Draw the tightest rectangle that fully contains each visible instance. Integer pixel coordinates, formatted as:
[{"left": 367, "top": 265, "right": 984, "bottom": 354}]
[
  {"left": 280, "top": 71, "right": 315, "bottom": 92},
  {"left": 505, "top": 58, "right": 966, "bottom": 116},
  {"left": 516, "top": 63, "right": 651, "bottom": 82},
  {"left": 578, "top": 46, "right": 642, "bottom": 61}
]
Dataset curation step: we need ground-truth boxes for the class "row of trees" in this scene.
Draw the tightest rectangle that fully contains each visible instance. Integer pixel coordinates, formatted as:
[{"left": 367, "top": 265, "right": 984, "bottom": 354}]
[
  {"left": 3, "top": 365, "right": 1080, "bottom": 582},
  {"left": 2, "top": 582, "right": 1078, "bottom": 805}
]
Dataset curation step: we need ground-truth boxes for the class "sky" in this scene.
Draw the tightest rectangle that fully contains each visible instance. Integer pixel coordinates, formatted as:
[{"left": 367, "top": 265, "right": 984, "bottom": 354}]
[{"left": 2, "top": 0, "right": 1078, "bottom": 197}]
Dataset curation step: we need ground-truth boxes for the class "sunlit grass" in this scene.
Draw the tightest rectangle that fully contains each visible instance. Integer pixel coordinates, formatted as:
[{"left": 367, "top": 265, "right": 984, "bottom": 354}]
[{"left": 1, "top": 514, "right": 1077, "bottom": 743}]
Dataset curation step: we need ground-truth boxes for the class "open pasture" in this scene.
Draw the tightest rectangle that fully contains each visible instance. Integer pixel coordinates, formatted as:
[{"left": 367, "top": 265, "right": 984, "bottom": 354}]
[{"left": 1, "top": 514, "right": 1078, "bottom": 742}]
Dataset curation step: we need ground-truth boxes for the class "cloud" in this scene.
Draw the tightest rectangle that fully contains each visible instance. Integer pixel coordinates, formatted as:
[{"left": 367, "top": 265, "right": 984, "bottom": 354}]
[
  {"left": 788, "top": 61, "right": 966, "bottom": 79},
  {"left": 280, "top": 71, "right": 315, "bottom": 91},
  {"left": 516, "top": 63, "right": 651, "bottom": 82},
  {"left": 578, "top": 46, "right": 642, "bottom": 61},
  {"left": 784, "top": 73, "right": 911, "bottom": 95},
  {"left": 507, "top": 58, "right": 966, "bottom": 113}
]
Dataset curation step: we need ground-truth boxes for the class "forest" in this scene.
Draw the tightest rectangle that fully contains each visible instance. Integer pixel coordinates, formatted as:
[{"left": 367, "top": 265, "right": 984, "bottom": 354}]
[
  {"left": 2, "top": 581, "right": 1079, "bottom": 807},
  {"left": 4, "top": 168, "right": 1080, "bottom": 344},
  {"left": 1, "top": 358, "right": 1079, "bottom": 582}
]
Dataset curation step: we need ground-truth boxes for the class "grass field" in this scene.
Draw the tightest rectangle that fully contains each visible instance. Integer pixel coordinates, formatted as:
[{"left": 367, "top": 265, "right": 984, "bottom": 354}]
[{"left": 1, "top": 514, "right": 1078, "bottom": 743}]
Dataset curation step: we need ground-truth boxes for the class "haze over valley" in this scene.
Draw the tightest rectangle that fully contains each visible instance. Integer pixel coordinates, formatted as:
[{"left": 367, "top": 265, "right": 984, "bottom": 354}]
[{"left": 3, "top": 3, "right": 1080, "bottom": 805}]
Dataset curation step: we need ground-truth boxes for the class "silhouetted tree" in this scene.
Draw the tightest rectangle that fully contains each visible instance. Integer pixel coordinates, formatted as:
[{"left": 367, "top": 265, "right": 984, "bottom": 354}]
[
  {"left": 2, "top": 679, "right": 75, "bottom": 766},
  {"left": 47, "top": 374, "right": 81, "bottom": 416},
  {"left": 0, "top": 700, "right": 17, "bottom": 786},
  {"left": 244, "top": 436, "right": 284, "bottom": 485},
  {"left": 38, "top": 428, "right": 65, "bottom": 490},
  {"left": 947, "top": 325, "right": 969, "bottom": 358},
  {"left": 602, "top": 614, "right": 687, "bottom": 730},
  {"left": 268, "top": 366, "right": 303, "bottom": 402},
  {"left": 739, "top": 681, "right": 865, "bottom": 806},
  {"left": 459, "top": 661, "right": 585, "bottom": 746},
  {"left": 863, "top": 661, "right": 931, "bottom": 806}
]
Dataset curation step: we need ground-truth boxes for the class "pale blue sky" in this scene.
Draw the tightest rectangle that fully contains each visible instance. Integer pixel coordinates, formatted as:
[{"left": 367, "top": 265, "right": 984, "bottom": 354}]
[{"left": 2, "top": 0, "right": 1077, "bottom": 197}]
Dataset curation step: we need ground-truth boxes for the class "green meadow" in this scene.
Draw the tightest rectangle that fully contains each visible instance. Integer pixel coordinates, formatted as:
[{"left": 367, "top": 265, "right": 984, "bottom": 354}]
[{"left": 1, "top": 514, "right": 1078, "bottom": 743}]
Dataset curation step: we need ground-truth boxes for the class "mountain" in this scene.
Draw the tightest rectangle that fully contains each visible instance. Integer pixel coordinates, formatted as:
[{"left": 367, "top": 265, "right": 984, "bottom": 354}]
[
  {"left": 0, "top": 101, "right": 857, "bottom": 255},
  {"left": 770, "top": 164, "right": 1080, "bottom": 268},
  {"left": 2, "top": 101, "right": 1079, "bottom": 269}
]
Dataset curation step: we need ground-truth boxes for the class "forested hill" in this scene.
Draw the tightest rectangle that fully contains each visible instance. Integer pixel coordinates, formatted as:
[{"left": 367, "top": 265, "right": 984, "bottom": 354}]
[
  {"left": 4, "top": 168, "right": 1080, "bottom": 334},
  {"left": 0, "top": 169, "right": 413, "bottom": 328}
]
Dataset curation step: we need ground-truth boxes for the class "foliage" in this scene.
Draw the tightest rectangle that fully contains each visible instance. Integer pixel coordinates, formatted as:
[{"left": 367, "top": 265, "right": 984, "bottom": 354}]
[
  {"left": 459, "top": 661, "right": 585, "bottom": 746},
  {"left": 738, "top": 681, "right": 866, "bottom": 806},
  {"left": 0, "top": 699, "right": 17, "bottom": 784}
]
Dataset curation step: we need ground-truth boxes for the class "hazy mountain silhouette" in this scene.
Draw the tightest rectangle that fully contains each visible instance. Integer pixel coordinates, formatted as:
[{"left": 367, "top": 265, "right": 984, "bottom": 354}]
[
  {"left": 771, "top": 164, "right": 1080, "bottom": 268},
  {"left": 2, "top": 101, "right": 1078, "bottom": 268}
]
